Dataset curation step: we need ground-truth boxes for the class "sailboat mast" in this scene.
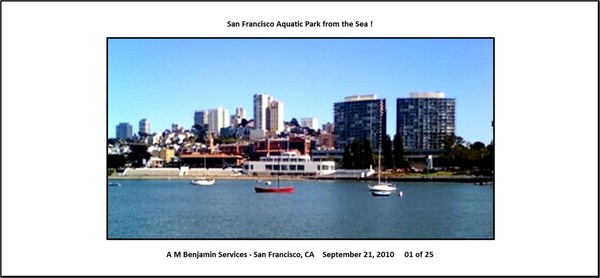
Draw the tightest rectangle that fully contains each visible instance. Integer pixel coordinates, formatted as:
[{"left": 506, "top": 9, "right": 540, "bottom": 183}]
[{"left": 378, "top": 147, "right": 381, "bottom": 184}]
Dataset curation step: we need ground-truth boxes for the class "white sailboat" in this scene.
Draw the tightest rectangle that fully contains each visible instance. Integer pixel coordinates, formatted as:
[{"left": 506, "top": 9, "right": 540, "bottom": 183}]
[
  {"left": 368, "top": 101, "right": 396, "bottom": 193},
  {"left": 367, "top": 150, "right": 397, "bottom": 192}
]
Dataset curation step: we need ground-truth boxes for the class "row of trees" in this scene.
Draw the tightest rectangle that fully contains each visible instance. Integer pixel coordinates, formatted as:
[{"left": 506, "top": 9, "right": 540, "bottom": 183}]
[
  {"left": 341, "top": 133, "right": 494, "bottom": 172},
  {"left": 341, "top": 134, "right": 410, "bottom": 170},
  {"left": 437, "top": 134, "right": 494, "bottom": 172}
]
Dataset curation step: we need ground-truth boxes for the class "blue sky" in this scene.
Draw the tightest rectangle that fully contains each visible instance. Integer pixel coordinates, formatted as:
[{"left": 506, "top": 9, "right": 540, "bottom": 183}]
[{"left": 108, "top": 38, "right": 493, "bottom": 144}]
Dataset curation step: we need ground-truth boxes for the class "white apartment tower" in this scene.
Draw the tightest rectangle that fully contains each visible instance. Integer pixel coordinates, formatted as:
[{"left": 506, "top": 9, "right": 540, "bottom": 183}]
[
  {"left": 207, "top": 107, "right": 230, "bottom": 134},
  {"left": 231, "top": 107, "right": 247, "bottom": 127},
  {"left": 301, "top": 117, "right": 319, "bottom": 130},
  {"left": 253, "top": 94, "right": 273, "bottom": 131}
]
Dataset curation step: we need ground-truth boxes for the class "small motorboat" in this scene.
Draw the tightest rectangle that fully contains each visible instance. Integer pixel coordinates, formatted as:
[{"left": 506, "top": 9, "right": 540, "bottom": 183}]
[
  {"left": 191, "top": 178, "right": 216, "bottom": 186},
  {"left": 108, "top": 182, "right": 121, "bottom": 187},
  {"left": 371, "top": 191, "right": 392, "bottom": 197}
]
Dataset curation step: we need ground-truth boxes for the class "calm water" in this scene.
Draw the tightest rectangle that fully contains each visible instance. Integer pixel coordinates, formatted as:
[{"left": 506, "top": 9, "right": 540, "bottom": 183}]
[{"left": 108, "top": 179, "right": 493, "bottom": 239}]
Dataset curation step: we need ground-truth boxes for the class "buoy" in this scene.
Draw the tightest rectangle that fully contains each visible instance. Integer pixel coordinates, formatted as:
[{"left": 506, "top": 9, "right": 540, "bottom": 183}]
[{"left": 398, "top": 191, "right": 403, "bottom": 197}]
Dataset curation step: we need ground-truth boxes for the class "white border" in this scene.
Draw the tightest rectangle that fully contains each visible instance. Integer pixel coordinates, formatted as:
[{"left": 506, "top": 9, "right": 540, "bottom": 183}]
[{"left": 2, "top": 1, "right": 598, "bottom": 276}]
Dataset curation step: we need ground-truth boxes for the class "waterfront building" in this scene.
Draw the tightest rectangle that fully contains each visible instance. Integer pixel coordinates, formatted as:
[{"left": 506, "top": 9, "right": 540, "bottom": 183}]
[
  {"left": 333, "top": 94, "right": 386, "bottom": 150},
  {"left": 301, "top": 117, "right": 319, "bottom": 130},
  {"left": 194, "top": 110, "right": 208, "bottom": 127},
  {"left": 207, "top": 107, "right": 230, "bottom": 134},
  {"left": 253, "top": 94, "right": 273, "bottom": 131},
  {"left": 311, "top": 148, "right": 344, "bottom": 167},
  {"left": 243, "top": 151, "right": 336, "bottom": 176},
  {"left": 139, "top": 119, "right": 151, "bottom": 135},
  {"left": 396, "top": 92, "right": 456, "bottom": 158},
  {"left": 116, "top": 122, "right": 132, "bottom": 140}
]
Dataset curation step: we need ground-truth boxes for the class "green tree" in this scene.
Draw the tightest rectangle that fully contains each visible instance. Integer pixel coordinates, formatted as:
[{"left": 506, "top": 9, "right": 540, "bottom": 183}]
[
  {"left": 128, "top": 144, "right": 151, "bottom": 168},
  {"left": 382, "top": 134, "right": 393, "bottom": 170},
  {"left": 350, "top": 138, "right": 362, "bottom": 169},
  {"left": 342, "top": 145, "right": 353, "bottom": 169},
  {"left": 393, "top": 133, "right": 409, "bottom": 168},
  {"left": 471, "top": 141, "right": 486, "bottom": 151},
  {"left": 361, "top": 139, "right": 374, "bottom": 169}
]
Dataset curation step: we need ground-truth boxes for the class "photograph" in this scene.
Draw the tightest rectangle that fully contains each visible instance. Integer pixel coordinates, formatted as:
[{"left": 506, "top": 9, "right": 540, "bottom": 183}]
[
  {"left": 3, "top": 1, "right": 596, "bottom": 276},
  {"left": 107, "top": 38, "right": 494, "bottom": 239}
]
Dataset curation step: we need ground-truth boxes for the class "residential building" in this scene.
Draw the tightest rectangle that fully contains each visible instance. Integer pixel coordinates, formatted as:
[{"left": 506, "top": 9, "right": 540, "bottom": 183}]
[
  {"left": 207, "top": 107, "right": 230, "bottom": 134},
  {"left": 230, "top": 107, "right": 246, "bottom": 127},
  {"left": 253, "top": 94, "right": 273, "bottom": 131},
  {"left": 396, "top": 91, "right": 456, "bottom": 157},
  {"left": 139, "top": 119, "right": 150, "bottom": 135},
  {"left": 267, "top": 100, "right": 284, "bottom": 135},
  {"left": 159, "top": 148, "right": 175, "bottom": 163},
  {"left": 322, "top": 122, "right": 335, "bottom": 134},
  {"left": 194, "top": 110, "right": 208, "bottom": 127},
  {"left": 301, "top": 117, "right": 319, "bottom": 130},
  {"left": 317, "top": 133, "right": 335, "bottom": 149},
  {"left": 220, "top": 126, "right": 252, "bottom": 139},
  {"left": 116, "top": 122, "right": 132, "bottom": 140},
  {"left": 235, "top": 107, "right": 246, "bottom": 120},
  {"left": 333, "top": 94, "right": 386, "bottom": 150}
]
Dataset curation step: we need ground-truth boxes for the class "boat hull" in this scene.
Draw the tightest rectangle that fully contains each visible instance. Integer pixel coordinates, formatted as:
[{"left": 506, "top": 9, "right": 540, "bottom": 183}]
[
  {"left": 254, "top": 186, "right": 294, "bottom": 193},
  {"left": 371, "top": 191, "right": 392, "bottom": 196},
  {"left": 368, "top": 184, "right": 397, "bottom": 191},
  {"left": 191, "top": 179, "right": 215, "bottom": 186}
]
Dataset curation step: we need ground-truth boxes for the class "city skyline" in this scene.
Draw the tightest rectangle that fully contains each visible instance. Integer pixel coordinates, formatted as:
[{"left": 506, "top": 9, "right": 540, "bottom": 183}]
[{"left": 108, "top": 38, "right": 493, "bottom": 144}]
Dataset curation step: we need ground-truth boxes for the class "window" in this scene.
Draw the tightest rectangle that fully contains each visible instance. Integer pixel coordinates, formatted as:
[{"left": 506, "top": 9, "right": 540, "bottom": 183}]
[
  {"left": 290, "top": 165, "right": 297, "bottom": 171},
  {"left": 298, "top": 165, "right": 305, "bottom": 171}
]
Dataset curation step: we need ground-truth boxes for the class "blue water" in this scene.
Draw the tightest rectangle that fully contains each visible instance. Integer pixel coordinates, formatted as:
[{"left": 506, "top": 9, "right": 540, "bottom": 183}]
[{"left": 108, "top": 179, "right": 493, "bottom": 239}]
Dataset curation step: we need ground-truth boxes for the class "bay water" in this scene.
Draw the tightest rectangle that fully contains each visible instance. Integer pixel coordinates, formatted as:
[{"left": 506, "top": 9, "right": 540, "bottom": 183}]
[{"left": 108, "top": 179, "right": 493, "bottom": 239}]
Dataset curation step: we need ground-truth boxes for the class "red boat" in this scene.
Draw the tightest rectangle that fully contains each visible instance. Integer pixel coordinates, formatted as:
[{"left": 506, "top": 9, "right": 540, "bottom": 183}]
[
  {"left": 254, "top": 152, "right": 294, "bottom": 193},
  {"left": 254, "top": 186, "right": 295, "bottom": 193}
]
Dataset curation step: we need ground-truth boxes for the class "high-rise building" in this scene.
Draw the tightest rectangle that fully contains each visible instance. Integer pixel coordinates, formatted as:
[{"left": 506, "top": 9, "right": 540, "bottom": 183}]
[
  {"left": 301, "top": 117, "right": 319, "bottom": 130},
  {"left": 267, "top": 100, "right": 284, "bottom": 135},
  {"left": 396, "top": 92, "right": 456, "bottom": 155},
  {"left": 235, "top": 107, "right": 246, "bottom": 120},
  {"left": 333, "top": 94, "right": 386, "bottom": 150},
  {"left": 207, "top": 107, "right": 230, "bottom": 134},
  {"left": 253, "top": 94, "right": 273, "bottom": 131},
  {"left": 194, "top": 110, "right": 208, "bottom": 127},
  {"left": 171, "top": 123, "right": 181, "bottom": 132},
  {"left": 322, "top": 122, "right": 335, "bottom": 134},
  {"left": 116, "top": 123, "right": 132, "bottom": 140},
  {"left": 139, "top": 119, "right": 150, "bottom": 135},
  {"left": 230, "top": 107, "right": 246, "bottom": 127}
]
